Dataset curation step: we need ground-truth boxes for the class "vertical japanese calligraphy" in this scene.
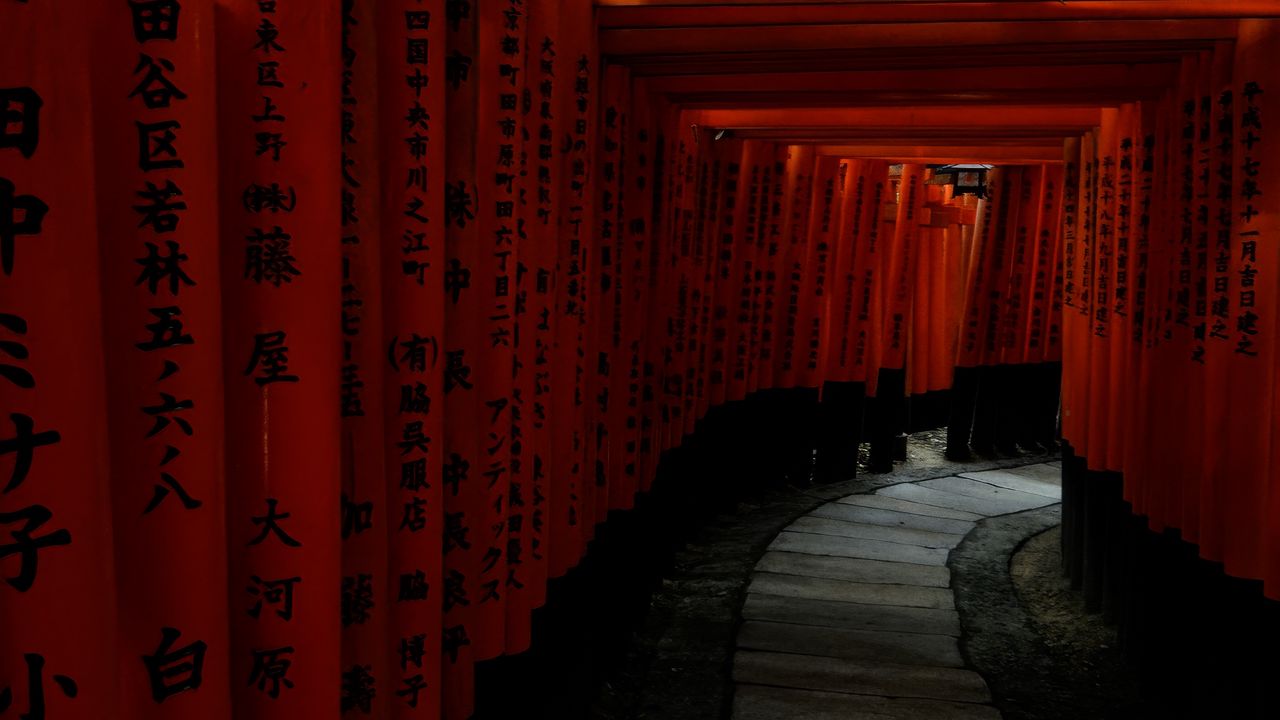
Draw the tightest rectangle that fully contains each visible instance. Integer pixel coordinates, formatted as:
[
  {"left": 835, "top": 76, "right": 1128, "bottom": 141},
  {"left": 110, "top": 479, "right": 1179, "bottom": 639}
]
[
  {"left": 215, "top": 1, "right": 342, "bottom": 716},
  {"left": 443, "top": 0, "right": 481, "bottom": 714},
  {"left": 376, "top": 2, "right": 445, "bottom": 717},
  {"left": 339, "top": 0, "right": 389, "bottom": 718},
  {"left": 1, "top": 2, "right": 116, "bottom": 718},
  {"left": 469, "top": 0, "right": 523, "bottom": 666},
  {"left": 507, "top": 0, "right": 560, "bottom": 648},
  {"left": 95, "top": 1, "right": 231, "bottom": 717}
]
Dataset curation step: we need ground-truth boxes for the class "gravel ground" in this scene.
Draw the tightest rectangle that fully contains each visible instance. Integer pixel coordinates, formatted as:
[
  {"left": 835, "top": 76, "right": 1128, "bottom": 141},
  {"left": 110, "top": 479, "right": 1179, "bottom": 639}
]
[
  {"left": 1007, "top": 527, "right": 1146, "bottom": 719},
  {"left": 954, "top": 517, "right": 1147, "bottom": 720}
]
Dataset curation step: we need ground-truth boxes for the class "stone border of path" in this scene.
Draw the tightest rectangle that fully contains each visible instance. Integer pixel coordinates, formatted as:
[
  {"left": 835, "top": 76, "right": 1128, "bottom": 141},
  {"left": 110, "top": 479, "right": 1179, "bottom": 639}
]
[
  {"left": 614, "top": 452, "right": 1058, "bottom": 720},
  {"left": 948, "top": 503, "right": 1068, "bottom": 720},
  {"left": 732, "top": 461, "right": 1063, "bottom": 720}
]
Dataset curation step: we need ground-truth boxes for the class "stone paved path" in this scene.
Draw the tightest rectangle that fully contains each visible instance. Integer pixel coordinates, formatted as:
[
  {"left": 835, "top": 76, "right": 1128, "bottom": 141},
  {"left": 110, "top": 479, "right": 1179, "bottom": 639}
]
[{"left": 732, "top": 461, "right": 1063, "bottom": 720}]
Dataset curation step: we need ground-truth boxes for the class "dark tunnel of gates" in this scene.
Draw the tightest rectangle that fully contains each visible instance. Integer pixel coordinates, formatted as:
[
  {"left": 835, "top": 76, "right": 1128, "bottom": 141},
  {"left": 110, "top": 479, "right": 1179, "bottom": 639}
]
[{"left": 2, "top": 1, "right": 1280, "bottom": 719}]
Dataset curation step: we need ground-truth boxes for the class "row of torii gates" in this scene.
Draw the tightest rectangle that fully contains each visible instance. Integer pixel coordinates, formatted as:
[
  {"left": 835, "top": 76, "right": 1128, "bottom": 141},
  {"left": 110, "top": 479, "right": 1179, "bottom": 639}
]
[{"left": 2, "top": 1, "right": 1279, "bottom": 719}]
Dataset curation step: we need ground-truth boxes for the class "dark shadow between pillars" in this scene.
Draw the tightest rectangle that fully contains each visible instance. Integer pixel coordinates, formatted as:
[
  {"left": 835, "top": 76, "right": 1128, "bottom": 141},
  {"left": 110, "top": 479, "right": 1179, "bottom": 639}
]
[
  {"left": 815, "top": 380, "right": 865, "bottom": 483},
  {"left": 1059, "top": 443, "right": 1280, "bottom": 719}
]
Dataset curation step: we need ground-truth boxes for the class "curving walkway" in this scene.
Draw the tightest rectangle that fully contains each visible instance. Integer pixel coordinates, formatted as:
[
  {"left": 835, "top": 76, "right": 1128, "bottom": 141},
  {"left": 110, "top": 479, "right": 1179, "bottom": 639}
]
[{"left": 732, "top": 462, "right": 1062, "bottom": 720}]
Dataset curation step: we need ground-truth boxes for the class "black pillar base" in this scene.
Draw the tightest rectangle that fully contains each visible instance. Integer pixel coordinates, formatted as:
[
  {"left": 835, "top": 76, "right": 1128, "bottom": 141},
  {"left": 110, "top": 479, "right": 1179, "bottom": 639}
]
[
  {"left": 907, "top": 389, "right": 950, "bottom": 433},
  {"left": 815, "top": 380, "right": 865, "bottom": 483},
  {"left": 868, "top": 367, "right": 906, "bottom": 473},
  {"left": 783, "top": 386, "right": 820, "bottom": 485},
  {"left": 970, "top": 365, "right": 999, "bottom": 456},
  {"left": 1061, "top": 446, "right": 1280, "bottom": 719},
  {"left": 993, "top": 363, "right": 1021, "bottom": 456},
  {"left": 947, "top": 366, "right": 979, "bottom": 461}
]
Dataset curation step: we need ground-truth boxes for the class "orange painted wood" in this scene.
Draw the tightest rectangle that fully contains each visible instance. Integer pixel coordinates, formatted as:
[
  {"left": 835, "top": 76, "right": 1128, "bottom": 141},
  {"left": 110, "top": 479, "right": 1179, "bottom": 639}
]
[
  {"left": 798, "top": 156, "right": 843, "bottom": 388},
  {"left": 602, "top": 19, "right": 1237, "bottom": 56},
  {"left": 548, "top": 2, "right": 597, "bottom": 578},
  {"left": 442, "top": 0, "right": 481, "bottom": 713},
  {"left": 1, "top": 4, "right": 120, "bottom": 718},
  {"left": 775, "top": 146, "right": 813, "bottom": 387},
  {"left": 646, "top": 63, "right": 1176, "bottom": 96},
  {"left": 878, "top": 165, "right": 926, "bottom": 372},
  {"left": 340, "top": 0, "right": 390, "bottom": 717},
  {"left": 599, "top": 1, "right": 1280, "bottom": 28},
  {"left": 91, "top": 1, "right": 233, "bottom": 717},
  {"left": 728, "top": 141, "right": 770, "bottom": 400},
  {"left": 690, "top": 106, "right": 1103, "bottom": 131},
  {"left": 850, "top": 161, "right": 891, "bottom": 385},
  {"left": 214, "top": 1, "right": 345, "bottom": 717},
  {"left": 594, "top": 63, "right": 628, "bottom": 514},
  {"left": 1224, "top": 20, "right": 1279, "bottom": 593}
]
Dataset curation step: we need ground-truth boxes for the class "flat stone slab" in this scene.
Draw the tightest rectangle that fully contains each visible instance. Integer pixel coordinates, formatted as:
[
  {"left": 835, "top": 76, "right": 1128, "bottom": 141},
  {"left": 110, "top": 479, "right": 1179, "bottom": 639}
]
[
  {"left": 811, "top": 502, "right": 977, "bottom": 536},
  {"left": 876, "top": 482, "right": 1034, "bottom": 517},
  {"left": 729, "top": 462, "right": 1064, "bottom": 720},
  {"left": 737, "top": 620, "right": 965, "bottom": 667},
  {"left": 1046, "top": 460, "right": 1063, "bottom": 468},
  {"left": 1002, "top": 462, "right": 1062, "bottom": 483},
  {"left": 771, "top": 530, "right": 951, "bottom": 566},
  {"left": 756, "top": 550, "right": 951, "bottom": 587},
  {"left": 789, "top": 515, "right": 966, "bottom": 549},
  {"left": 836, "top": 492, "right": 986, "bottom": 521},
  {"left": 959, "top": 468, "right": 1062, "bottom": 498},
  {"left": 742, "top": 592, "right": 961, "bottom": 636},
  {"left": 734, "top": 685, "right": 1002, "bottom": 720},
  {"left": 919, "top": 476, "right": 1059, "bottom": 510},
  {"left": 749, "top": 572, "right": 955, "bottom": 609},
  {"left": 734, "top": 650, "right": 992, "bottom": 704}
]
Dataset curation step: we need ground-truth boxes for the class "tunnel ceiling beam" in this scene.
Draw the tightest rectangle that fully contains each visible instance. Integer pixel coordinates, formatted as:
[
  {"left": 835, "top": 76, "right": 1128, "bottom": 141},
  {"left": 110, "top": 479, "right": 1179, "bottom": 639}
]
[
  {"left": 742, "top": 133, "right": 1070, "bottom": 147},
  {"left": 687, "top": 106, "right": 1103, "bottom": 131},
  {"left": 598, "top": 1, "right": 1280, "bottom": 28},
  {"left": 645, "top": 62, "right": 1174, "bottom": 106},
  {"left": 600, "top": 2, "right": 1238, "bottom": 170},
  {"left": 622, "top": 45, "right": 1201, "bottom": 76},
  {"left": 600, "top": 19, "right": 1238, "bottom": 55},
  {"left": 666, "top": 90, "right": 1159, "bottom": 109},
  {"left": 811, "top": 144, "right": 1066, "bottom": 163},
  {"left": 643, "top": 63, "right": 1176, "bottom": 94}
]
